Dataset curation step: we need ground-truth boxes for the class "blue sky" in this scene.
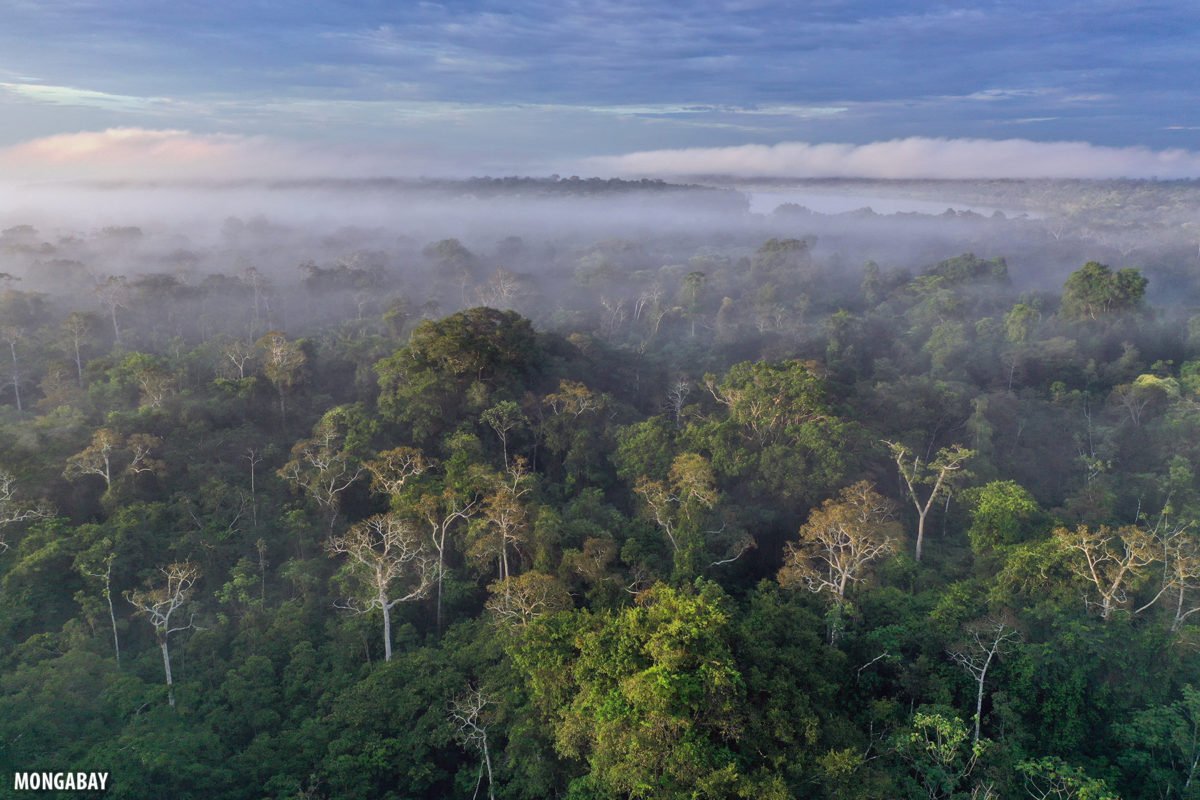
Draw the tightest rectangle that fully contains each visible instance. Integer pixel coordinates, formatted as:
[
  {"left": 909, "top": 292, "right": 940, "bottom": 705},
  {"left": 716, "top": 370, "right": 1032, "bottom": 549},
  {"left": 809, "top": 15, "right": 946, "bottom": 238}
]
[{"left": 1, "top": 0, "right": 1199, "bottom": 178}]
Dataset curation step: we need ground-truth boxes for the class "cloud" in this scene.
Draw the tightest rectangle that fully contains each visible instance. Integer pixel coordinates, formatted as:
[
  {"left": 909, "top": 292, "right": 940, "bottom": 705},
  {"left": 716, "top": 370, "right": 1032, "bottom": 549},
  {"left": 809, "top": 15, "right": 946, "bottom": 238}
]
[
  {"left": 580, "top": 137, "right": 1200, "bottom": 180},
  {"left": 1, "top": 82, "right": 177, "bottom": 112},
  {"left": 960, "top": 88, "right": 1055, "bottom": 102},
  {"left": 0, "top": 128, "right": 264, "bottom": 179},
  {"left": 0, "top": 128, "right": 456, "bottom": 181}
]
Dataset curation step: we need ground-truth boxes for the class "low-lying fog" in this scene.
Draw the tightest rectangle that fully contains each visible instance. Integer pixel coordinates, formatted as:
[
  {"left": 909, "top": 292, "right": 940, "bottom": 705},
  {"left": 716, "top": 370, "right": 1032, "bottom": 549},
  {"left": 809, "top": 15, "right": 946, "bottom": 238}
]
[{"left": 0, "top": 175, "right": 1196, "bottom": 337}]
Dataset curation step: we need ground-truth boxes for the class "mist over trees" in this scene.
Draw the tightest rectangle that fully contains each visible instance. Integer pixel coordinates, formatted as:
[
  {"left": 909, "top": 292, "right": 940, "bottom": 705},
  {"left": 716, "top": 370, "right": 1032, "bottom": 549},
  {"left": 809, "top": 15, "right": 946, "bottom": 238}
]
[{"left": 1, "top": 176, "right": 1200, "bottom": 797}]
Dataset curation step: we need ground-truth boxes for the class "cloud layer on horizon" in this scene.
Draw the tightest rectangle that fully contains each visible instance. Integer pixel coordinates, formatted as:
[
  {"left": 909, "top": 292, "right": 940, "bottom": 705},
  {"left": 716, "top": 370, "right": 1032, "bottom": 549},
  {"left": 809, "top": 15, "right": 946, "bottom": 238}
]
[
  {"left": 0, "top": 128, "right": 461, "bottom": 181},
  {"left": 6, "top": 129, "right": 1200, "bottom": 184},
  {"left": 582, "top": 138, "right": 1200, "bottom": 180}
]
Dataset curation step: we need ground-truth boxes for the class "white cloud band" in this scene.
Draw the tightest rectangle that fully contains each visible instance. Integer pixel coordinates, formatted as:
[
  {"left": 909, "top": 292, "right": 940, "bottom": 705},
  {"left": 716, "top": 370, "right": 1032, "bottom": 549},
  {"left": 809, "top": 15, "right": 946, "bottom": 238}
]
[{"left": 582, "top": 137, "right": 1200, "bottom": 180}]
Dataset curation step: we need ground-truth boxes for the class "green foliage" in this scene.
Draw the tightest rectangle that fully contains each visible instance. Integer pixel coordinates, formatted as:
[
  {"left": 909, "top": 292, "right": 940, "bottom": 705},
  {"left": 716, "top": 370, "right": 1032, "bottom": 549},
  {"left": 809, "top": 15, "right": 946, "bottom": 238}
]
[
  {"left": 691, "top": 359, "right": 860, "bottom": 505},
  {"left": 548, "top": 582, "right": 753, "bottom": 799},
  {"left": 1114, "top": 684, "right": 1200, "bottom": 799},
  {"left": 925, "top": 253, "right": 1009, "bottom": 286},
  {"left": 894, "top": 710, "right": 983, "bottom": 800},
  {"left": 1062, "top": 261, "right": 1148, "bottom": 321},
  {"left": 964, "top": 480, "right": 1042, "bottom": 553},
  {"left": 1, "top": 209, "right": 1199, "bottom": 800},
  {"left": 1015, "top": 757, "right": 1118, "bottom": 800}
]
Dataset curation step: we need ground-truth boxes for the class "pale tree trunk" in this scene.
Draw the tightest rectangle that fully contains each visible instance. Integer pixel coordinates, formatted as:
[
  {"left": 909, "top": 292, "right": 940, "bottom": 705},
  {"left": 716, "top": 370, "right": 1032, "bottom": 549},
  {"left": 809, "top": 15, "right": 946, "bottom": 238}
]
[
  {"left": 972, "top": 659, "right": 989, "bottom": 744},
  {"left": 160, "top": 639, "right": 175, "bottom": 707},
  {"left": 480, "top": 735, "right": 495, "bottom": 800},
  {"left": 434, "top": 526, "right": 445, "bottom": 635},
  {"left": 916, "top": 510, "right": 929, "bottom": 562},
  {"left": 104, "top": 565, "right": 120, "bottom": 667},
  {"left": 380, "top": 584, "right": 393, "bottom": 662},
  {"left": 9, "top": 340, "right": 20, "bottom": 412},
  {"left": 949, "top": 619, "right": 1019, "bottom": 745}
]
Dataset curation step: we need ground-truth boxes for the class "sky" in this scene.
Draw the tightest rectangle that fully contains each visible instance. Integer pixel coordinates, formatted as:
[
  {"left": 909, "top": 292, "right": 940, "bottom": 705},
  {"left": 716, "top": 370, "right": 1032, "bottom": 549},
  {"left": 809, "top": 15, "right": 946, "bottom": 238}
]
[{"left": 1, "top": 0, "right": 1199, "bottom": 180}]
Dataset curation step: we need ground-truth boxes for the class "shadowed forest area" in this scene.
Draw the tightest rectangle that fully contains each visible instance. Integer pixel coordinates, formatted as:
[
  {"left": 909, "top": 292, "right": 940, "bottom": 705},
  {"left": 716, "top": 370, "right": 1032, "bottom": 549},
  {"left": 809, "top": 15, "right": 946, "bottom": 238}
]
[{"left": 2, "top": 177, "right": 1200, "bottom": 798}]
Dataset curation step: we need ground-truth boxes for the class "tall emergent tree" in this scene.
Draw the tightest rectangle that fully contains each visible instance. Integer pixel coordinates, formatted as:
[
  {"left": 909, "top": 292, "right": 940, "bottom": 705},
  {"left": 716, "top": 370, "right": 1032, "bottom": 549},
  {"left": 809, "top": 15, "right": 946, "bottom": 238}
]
[
  {"left": 778, "top": 481, "right": 900, "bottom": 638},
  {"left": 947, "top": 616, "right": 1021, "bottom": 744},
  {"left": 635, "top": 452, "right": 719, "bottom": 581},
  {"left": 0, "top": 468, "right": 53, "bottom": 551},
  {"left": 278, "top": 407, "right": 365, "bottom": 531},
  {"left": 1055, "top": 523, "right": 1160, "bottom": 620},
  {"left": 126, "top": 561, "right": 200, "bottom": 708},
  {"left": 888, "top": 442, "right": 975, "bottom": 562},
  {"left": 257, "top": 330, "right": 306, "bottom": 421},
  {"left": 328, "top": 512, "right": 436, "bottom": 662}
]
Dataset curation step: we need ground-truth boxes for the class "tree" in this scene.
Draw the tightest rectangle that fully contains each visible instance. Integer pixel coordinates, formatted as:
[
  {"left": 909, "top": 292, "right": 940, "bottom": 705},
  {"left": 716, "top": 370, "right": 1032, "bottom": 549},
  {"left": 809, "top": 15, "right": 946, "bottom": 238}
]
[
  {"left": 257, "top": 330, "right": 306, "bottom": 421},
  {"left": 964, "top": 480, "right": 1042, "bottom": 573},
  {"left": 696, "top": 359, "right": 858, "bottom": 506},
  {"left": 635, "top": 452, "right": 719, "bottom": 580},
  {"left": 74, "top": 540, "right": 121, "bottom": 666},
  {"left": 61, "top": 311, "right": 93, "bottom": 385},
  {"left": 63, "top": 429, "right": 165, "bottom": 497},
  {"left": 888, "top": 442, "right": 975, "bottom": 562},
  {"left": 475, "top": 265, "right": 522, "bottom": 309},
  {"left": 126, "top": 561, "right": 200, "bottom": 708},
  {"left": 552, "top": 583, "right": 751, "bottom": 799},
  {"left": 704, "top": 360, "right": 831, "bottom": 447},
  {"left": 481, "top": 400, "right": 527, "bottom": 468},
  {"left": 947, "top": 615, "right": 1021, "bottom": 744},
  {"left": 681, "top": 270, "right": 707, "bottom": 337},
  {"left": 328, "top": 513, "right": 436, "bottom": 662},
  {"left": 469, "top": 460, "right": 533, "bottom": 583},
  {"left": 64, "top": 427, "right": 121, "bottom": 489},
  {"left": 778, "top": 481, "right": 900, "bottom": 638},
  {"left": 1055, "top": 524, "right": 1160, "bottom": 620},
  {"left": 449, "top": 685, "right": 498, "bottom": 800},
  {"left": 94, "top": 275, "right": 128, "bottom": 343},
  {"left": 1016, "top": 757, "right": 1118, "bottom": 800},
  {"left": 124, "top": 433, "right": 165, "bottom": 477},
  {"left": 543, "top": 379, "right": 602, "bottom": 418},
  {"left": 665, "top": 378, "right": 690, "bottom": 428},
  {"left": 403, "top": 307, "right": 537, "bottom": 383},
  {"left": 485, "top": 571, "right": 572, "bottom": 628},
  {"left": 374, "top": 308, "right": 539, "bottom": 445},
  {"left": 121, "top": 353, "right": 176, "bottom": 409},
  {"left": 416, "top": 487, "right": 480, "bottom": 634},
  {"left": 1061, "top": 261, "right": 1147, "bottom": 321},
  {"left": 365, "top": 446, "right": 428, "bottom": 496},
  {"left": 1159, "top": 524, "right": 1200, "bottom": 631},
  {"left": 278, "top": 408, "right": 365, "bottom": 531},
  {"left": 0, "top": 322, "right": 26, "bottom": 411},
  {"left": 241, "top": 265, "right": 272, "bottom": 337},
  {"left": 751, "top": 237, "right": 815, "bottom": 283},
  {"left": 895, "top": 711, "right": 984, "bottom": 800},
  {"left": 220, "top": 337, "right": 255, "bottom": 379},
  {"left": 0, "top": 468, "right": 53, "bottom": 552}
]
